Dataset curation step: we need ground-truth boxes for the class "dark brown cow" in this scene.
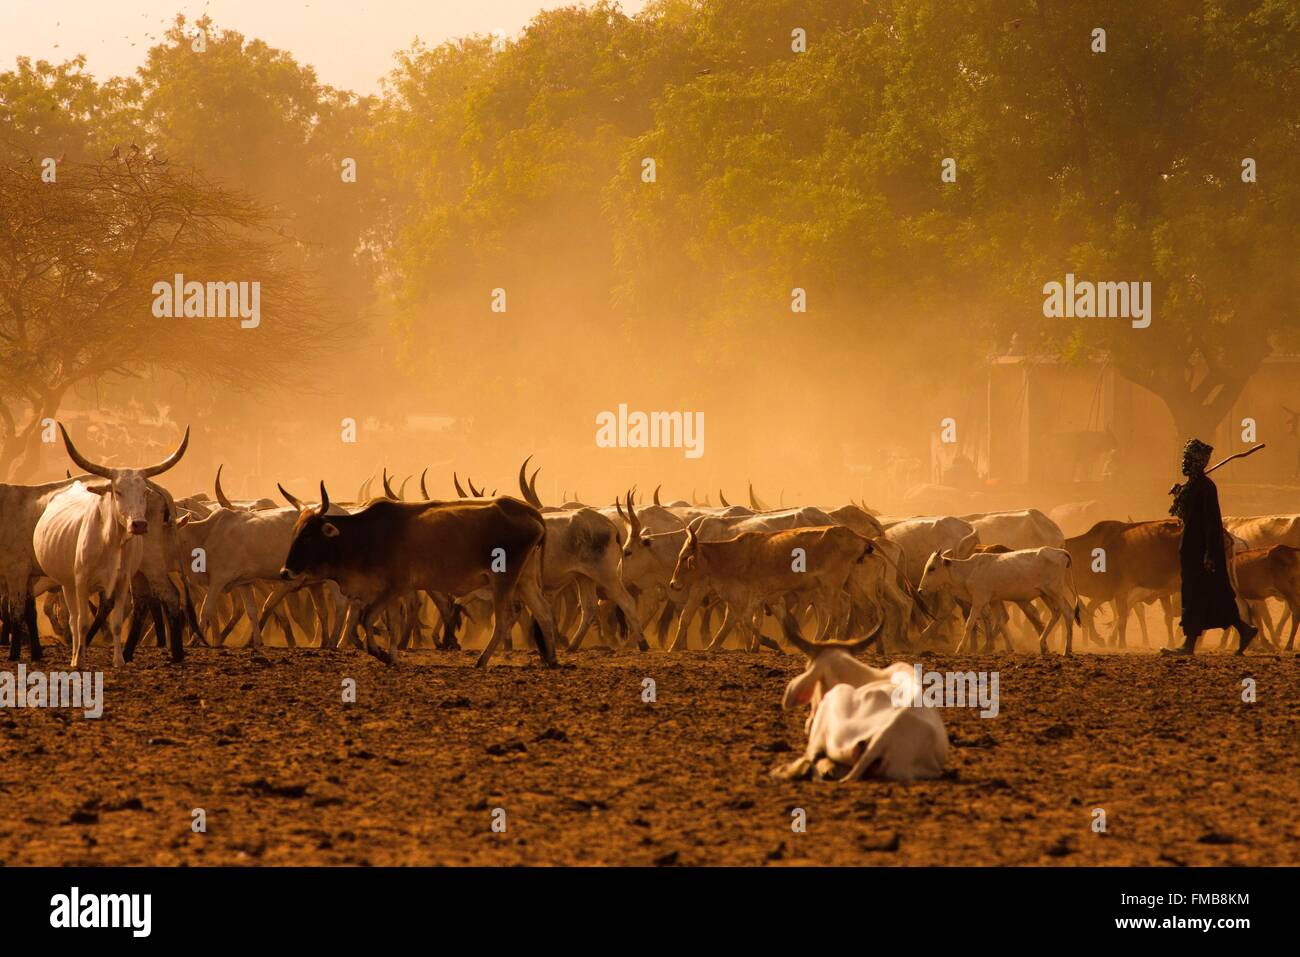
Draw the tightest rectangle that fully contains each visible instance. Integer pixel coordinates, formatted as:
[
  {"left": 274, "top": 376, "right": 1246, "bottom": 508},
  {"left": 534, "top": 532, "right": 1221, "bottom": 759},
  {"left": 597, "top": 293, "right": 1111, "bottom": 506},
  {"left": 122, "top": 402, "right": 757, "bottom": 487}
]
[
  {"left": 280, "top": 485, "right": 558, "bottom": 668},
  {"left": 1233, "top": 545, "right": 1300, "bottom": 651}
]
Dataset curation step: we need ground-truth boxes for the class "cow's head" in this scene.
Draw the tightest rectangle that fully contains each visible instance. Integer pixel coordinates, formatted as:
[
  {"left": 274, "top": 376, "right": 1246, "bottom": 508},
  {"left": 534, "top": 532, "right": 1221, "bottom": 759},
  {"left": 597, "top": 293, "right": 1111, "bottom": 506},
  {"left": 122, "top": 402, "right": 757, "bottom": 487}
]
[
  {"left": 60, "top": 423, "right": 188, "bottom": 537},
  {"left": 917, "top": 549, "right": 956, "bottom": 600},
  {"left": 780, "top": 624, "right": 885, "bottom": 714},
  {"left": 281, "top": 482, "right": 343, "bottom": 580},
  {"left": 668, "top": 518, "right": 706, "bottom": 592}
]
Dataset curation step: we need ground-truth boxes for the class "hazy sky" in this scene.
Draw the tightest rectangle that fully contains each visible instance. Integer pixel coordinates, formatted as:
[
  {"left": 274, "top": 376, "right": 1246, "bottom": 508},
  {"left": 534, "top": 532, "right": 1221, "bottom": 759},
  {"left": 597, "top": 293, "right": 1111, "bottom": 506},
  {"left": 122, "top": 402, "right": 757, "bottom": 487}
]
[{"left": 1, "top": 0, "right": 649, "bottom": 95}]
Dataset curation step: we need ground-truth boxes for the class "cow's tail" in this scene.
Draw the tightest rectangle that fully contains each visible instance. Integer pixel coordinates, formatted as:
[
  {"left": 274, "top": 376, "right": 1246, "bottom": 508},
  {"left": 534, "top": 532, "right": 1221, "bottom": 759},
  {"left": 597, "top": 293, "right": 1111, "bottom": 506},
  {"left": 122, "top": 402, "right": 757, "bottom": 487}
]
[{"left": 1061, "top": 551, "right": 1082, "bottom": 623}]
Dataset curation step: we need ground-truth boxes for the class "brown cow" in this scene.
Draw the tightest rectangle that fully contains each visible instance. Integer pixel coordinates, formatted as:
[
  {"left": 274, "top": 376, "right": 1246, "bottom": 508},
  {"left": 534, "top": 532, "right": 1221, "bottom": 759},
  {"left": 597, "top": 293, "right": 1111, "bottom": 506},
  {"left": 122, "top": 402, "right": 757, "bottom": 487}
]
[
  {"left": 1065, "top": 519, "right": 1181, "bottom": 649},
  {"left": 668, "top": 523, "right": 878, "bottom": 652},
  {"left": 279, "top": 486, "right": 558, "bottom": 668},
  {"left": 1232, "top": 545, "right": 1300, "bottom": 651}
]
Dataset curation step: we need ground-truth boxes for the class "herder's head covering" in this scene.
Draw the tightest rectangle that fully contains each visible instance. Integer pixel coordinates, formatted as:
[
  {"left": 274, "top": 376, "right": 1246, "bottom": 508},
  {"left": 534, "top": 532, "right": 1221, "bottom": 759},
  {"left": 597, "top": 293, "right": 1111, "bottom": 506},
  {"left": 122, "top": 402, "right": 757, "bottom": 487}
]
[{"left": 1181, "top": 438, "right": 1213, "bottom": 476}]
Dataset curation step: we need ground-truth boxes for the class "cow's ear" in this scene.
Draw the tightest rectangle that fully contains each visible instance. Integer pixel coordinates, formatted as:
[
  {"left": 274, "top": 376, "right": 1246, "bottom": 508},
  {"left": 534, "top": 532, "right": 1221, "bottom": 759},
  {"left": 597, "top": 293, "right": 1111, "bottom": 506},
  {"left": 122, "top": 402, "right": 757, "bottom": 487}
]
[
  {"left": 84, "top": 482, "right": 111, "bottom": 496},
  {"left": 942, "top": 556, "right": 951, "bottom": 566},
  {"left": 322, "top": 522, "right": 341, "bottom": 538},
  {"left": 639, "top": 532, "right": 652, "bottom": 546}
]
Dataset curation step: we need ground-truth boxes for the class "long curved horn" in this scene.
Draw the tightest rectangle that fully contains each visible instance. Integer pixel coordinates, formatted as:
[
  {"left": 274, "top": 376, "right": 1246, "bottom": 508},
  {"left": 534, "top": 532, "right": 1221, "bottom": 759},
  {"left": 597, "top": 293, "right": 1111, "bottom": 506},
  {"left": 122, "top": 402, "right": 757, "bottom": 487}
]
[
  {"left": 703, "top": 492, "right": 711, "bottom": 506},
  {"left": 359, "top": 474, "right": 374, "bottom": 500},
  {"left": 467, "top": 476, "right": 483, "bottom": 497},
  {"left": 518, "top": 455, "right": 534, "bottom": 501},
  {"left": 317, "top": 481, "right": 330, "bottom": 516},
  {"left": 691, "top": 489, "right": 698, "bottom": 506},
  {"left": 381, "top": 468, "right": 397, "bottom": 500},
  {"left": 615, "top": 497, "right": 626, "bottom": 521},
  {"left": 57, "top": 423, "right": 111, "bottom": 478},
  {"left": 653, "top": 484, "right": 662, "bottom": 506},
  {"left": 781, "top": 617, "right": 818, "bottom": 656},
  {"left": 397, "top": 475, "right": 411, "bottom": 501},
  {"left": 277, "top": 483, "right": 305, "bottom": 511},
  {"left": 626, "top": 490, "right": 642, "bottom": 541},
  {"left": 214, "top": 465, "right": 235, "bottom": 509},
  {"left": 748, "top": 482, "right": 769, "bottom": 511},
  {"left": 419, "top": 468, "right": 430, "bottom": 500},
  {"left": 528, "top": 467, "right": 542, "bottom": 508},
  {"left": 685, "top": 516, "right": 701, "bottom": 547},
  {"left": 453, "top": 472, "right": 467, "bottom": 498},
  {"left": 809, "top": 620, "right": 884, "bottom": 656},
  {"left": 718, "top": 489, "right": 730, "bottom": 507},
  {"left": 141, "top": 426, "right": 189, "bottom": 477}
]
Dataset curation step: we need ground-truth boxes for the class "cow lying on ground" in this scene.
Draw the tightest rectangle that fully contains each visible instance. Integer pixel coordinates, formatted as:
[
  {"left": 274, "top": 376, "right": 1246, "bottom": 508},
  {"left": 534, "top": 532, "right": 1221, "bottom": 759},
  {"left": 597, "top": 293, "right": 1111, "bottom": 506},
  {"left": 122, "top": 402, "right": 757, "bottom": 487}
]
[
  {"left": 918, "top": 546, "right": 1081, "bottom": 654},
  {"left": 773, "top": 627, "right": 947, "bottom": 782}
]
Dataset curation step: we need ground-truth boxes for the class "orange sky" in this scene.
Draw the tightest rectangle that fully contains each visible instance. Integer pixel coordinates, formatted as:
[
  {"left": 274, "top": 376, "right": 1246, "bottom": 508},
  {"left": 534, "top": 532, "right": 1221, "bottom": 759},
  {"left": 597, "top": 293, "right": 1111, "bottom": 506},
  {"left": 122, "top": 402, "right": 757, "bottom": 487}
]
[{"left": 0, "top": 0, "right": 649, "bottom": 94}]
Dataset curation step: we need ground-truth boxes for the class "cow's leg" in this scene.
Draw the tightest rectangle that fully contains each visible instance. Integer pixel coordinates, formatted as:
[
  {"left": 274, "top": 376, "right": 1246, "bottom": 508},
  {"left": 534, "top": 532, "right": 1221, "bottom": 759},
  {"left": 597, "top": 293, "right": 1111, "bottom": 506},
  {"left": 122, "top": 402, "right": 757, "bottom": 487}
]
[
  {"left": 122, "top": 592, "right": 150, "bottom": 663},
  {"left": 22, "top": 593, "right": 42, "bottom": 662},
  {"left": 1111, "top": 597, "right": 1130, "bottom": 649},
  {"left": 108, "top": 579, "right": 131, "bottom": 669},
  {"left": 668, "top": 586, "right": 705, "bottom": 653},
  {"left": 196, "top": 585, "right": 223, "bottom": 648},
  {"left": 653, "top": 598, "right": 676, "bottom": 650},
  {"left": 1038, "top": 600, "right": 1063, "bottom": 655},
  {"left": 1285, "top": 599, "right": 1300, "bottom": 652},
  {"left": 1164, "top": 595, "right": 1185, "bottom": 647},
  {"left": 67, "top": 586, "right": 89, "bottom": 671},
  {"left": 704, "top": 604, "right": 736, "bottom": 652},
  {"left": 1057, "top": 592, "right": 1076, "bottom": 656},
  {"left": 517, "top": 575, "right": 559, "bottom": 666},
  {"left": 567, "top": 579, "right": 600, "bottom": 652},
  {"left": 724, "top": 599, "right": 759, "bottom": 654},
  {"left": 476, "top": 575, "right": 523, "bottom": 669},
  {"left": 596, "top": 576, "right": 648, "bottom": 652},
  {"left": 335, "top": 600, "right": 362, "bottom": 651},
  {"left": 237, "top": 587, "right": 268, "bottom": 659},
  {"left": 355, "top": 595, "right": 396, "bottom": 664},
  {"left": 1011, "top": 601, "right": 1044, "bottom": 653},
  {"left": 1134, "top": 600, "right": 1151, "bottom": 648},
  {"left": 5, "top": 599, "right": 21, "bottom": 662},
  {"left": 954, "top": 600, "right": 985, "bottom": 654},
  {"left": 1078, "top": 599, "right": 1103, "bottom": 648}
]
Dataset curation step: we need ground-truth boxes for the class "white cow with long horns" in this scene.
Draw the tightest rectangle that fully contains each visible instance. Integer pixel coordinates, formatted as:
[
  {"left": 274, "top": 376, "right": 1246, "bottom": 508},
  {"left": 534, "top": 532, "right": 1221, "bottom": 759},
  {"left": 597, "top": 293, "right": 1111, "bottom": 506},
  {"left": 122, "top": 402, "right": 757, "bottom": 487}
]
[{"left": 33, "top": 423, "right": 189, "bottom": 669}]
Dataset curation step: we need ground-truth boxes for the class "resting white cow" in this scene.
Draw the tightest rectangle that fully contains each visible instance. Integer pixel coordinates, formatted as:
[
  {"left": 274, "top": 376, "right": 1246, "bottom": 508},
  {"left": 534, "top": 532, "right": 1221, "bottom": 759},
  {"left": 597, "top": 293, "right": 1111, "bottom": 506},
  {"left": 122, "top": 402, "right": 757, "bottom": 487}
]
[
  {"left": 918, "top": 546, "right": 1080, "bottom": 655},
  {"left": 33, "top": 424, "right": 189, "bottom": 669},
  {"left": 773, "top": 631, "right": 948, "bottom": 782}
]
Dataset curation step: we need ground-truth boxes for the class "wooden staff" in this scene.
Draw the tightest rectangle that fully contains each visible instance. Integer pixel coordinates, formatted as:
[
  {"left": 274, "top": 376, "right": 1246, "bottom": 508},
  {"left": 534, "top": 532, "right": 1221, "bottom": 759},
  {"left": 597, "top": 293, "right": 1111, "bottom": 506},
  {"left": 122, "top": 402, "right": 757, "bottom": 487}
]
[{"left": 1205, "top": 442, "right": 1266, "bottom": 475}]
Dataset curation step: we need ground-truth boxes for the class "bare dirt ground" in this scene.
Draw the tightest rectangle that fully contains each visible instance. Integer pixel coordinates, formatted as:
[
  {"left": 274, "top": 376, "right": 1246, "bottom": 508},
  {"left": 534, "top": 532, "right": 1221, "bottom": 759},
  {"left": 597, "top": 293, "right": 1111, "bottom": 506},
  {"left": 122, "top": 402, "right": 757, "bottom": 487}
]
[{"left": 2, "top": 643, "right": 1298, "bottom": 866}]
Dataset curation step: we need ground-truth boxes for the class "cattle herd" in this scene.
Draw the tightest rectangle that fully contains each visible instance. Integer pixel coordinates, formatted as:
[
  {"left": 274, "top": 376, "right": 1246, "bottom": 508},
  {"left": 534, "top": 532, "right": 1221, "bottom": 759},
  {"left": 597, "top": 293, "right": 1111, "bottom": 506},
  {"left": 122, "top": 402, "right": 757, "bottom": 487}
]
[{"left": 3, "top": 425, "right": 1300, "bottom": 778}]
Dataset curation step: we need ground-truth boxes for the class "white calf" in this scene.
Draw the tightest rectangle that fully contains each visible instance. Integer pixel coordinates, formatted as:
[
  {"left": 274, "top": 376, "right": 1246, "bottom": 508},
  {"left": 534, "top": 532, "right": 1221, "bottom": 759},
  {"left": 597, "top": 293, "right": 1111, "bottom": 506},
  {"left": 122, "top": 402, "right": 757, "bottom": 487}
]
[{"left": 918, "top": 546, "right": 1081, "bottom": 655}]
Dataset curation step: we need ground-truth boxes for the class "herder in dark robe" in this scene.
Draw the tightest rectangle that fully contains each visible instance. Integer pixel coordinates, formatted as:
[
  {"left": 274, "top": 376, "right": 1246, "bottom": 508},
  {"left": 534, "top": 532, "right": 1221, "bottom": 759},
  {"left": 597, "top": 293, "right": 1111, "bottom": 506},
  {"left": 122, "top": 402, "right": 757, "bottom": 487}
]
[{"left": 1165, "top": 438, "right": 1258, "bottom": 655}]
